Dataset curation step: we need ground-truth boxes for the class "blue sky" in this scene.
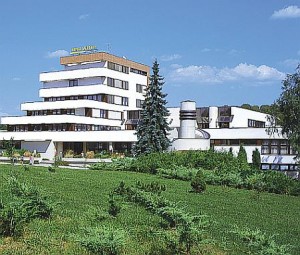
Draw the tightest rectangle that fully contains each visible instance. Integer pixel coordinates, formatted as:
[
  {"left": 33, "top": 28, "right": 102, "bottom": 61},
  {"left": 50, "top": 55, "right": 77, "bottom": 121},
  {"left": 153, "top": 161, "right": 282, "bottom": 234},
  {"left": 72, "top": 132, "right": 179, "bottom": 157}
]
[{"left": 0, "top": 0, "right": 300, "bottom": 116}]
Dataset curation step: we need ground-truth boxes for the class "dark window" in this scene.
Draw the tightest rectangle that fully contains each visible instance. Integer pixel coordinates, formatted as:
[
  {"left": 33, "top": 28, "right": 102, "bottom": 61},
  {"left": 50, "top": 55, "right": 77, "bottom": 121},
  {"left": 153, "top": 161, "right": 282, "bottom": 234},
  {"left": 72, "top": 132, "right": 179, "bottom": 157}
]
[
  {"left": 69, "top": 79, "right": 78, "bottom": 87},
  {"left": 136, "top": 99, "right": 144, "bottom": 108},
  {"left": 248, "top": 119, "right": 265, "bottom": 128}
]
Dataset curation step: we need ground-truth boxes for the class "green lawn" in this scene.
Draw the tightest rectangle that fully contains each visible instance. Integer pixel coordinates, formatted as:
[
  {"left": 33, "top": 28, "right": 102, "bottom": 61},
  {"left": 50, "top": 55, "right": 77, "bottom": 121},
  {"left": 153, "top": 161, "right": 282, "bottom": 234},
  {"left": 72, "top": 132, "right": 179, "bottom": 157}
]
[{"left": 0, "top": 164, "right": 299, "bottom": 254}]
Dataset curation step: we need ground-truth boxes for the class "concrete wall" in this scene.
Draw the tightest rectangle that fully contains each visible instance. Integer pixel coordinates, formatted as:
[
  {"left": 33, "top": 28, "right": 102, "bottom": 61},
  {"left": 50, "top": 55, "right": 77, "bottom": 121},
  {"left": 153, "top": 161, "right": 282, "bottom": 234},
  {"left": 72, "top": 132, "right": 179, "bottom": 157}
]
[{"left": 170, "top": 138, "right": 210, "bottom": 151}]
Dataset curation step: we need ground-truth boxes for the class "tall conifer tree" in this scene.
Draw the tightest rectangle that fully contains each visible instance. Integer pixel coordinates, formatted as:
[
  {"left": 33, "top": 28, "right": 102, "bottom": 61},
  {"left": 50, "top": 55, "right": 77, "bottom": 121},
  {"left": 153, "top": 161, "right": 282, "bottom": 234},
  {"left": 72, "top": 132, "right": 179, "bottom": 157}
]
[{"left": 133, "top": 60, "right": 170, "bottom": 155}]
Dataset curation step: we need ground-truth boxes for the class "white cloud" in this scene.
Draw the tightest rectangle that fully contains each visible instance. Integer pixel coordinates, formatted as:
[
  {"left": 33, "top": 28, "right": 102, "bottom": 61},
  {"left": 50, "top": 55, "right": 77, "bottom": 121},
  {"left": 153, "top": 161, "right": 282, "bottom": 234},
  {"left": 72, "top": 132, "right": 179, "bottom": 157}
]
[
  {"left": 169, "top": 63, "right": 285, "bottom": 85},
  {"left": 46, "top": 50, "right": 69, "bottom": 58},
  {"left": 282, "top": 59, "right": 300, "bottom": 68},
  {"left": 79, "top": 14, "right": 89, "bottom": 20},
  {"left": 160, "top": 54, "right": 182, "bottom": 62},
  {"left": 12, "top": 77, "right": 21, "bottom": 81},
  {"left": 271, "top": 5, "right": 300, "bottom": 19}
]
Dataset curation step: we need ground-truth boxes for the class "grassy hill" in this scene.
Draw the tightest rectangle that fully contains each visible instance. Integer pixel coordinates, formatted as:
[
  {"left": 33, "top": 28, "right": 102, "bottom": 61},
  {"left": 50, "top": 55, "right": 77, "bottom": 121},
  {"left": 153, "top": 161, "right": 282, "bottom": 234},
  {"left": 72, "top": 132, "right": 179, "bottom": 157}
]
[{"left": 0, "top": 164, "right": 299, "bottom": 254}]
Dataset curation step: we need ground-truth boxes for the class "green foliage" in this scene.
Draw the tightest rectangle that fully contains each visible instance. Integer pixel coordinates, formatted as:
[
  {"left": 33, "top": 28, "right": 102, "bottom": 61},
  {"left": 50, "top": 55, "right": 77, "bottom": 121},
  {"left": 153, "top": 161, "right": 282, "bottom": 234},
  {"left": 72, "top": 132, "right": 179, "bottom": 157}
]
[
  {"left": 252, "top": 148, "right": 261, "bottom": 170},
  {"left": 107, "top": 193, "right": 121, "bottom": 217},
  {"left": 135, "top": 180, "right": 166, "bottom": 195},
  {"left": 2, "top": 137, "right": 16, "bottom": 163},
  {"left": 0, "top": 201, "right": 26, "bottom": 237},
  {"left": 86, "top": 206, "right": 109, "bottom": 222},
  {"left": 115, "top": 181, "right": 209, "bottom": 254},
  {"left": 233, "top": 227, "right": 292, "bottom": 255},
  {"left": 262, "top": 171, "right": 295, "bottom": 195},
  {"left": 0, "top": 165, "right": 299, "bottom": 254},
  {"left": 48, "top": 166, "right": 56, "bottom": 172},
  {"left": 191, "top": 170, "right": 206, "bottom": 193},
  {"left": 8, "top": 176, "right": 53, "bottom": 219},
  {"left": 237, "top": 145, "right": 247, "bottom": 163},
  {"left": 158, "top": 166, "right": 198, "bottom": 181},
  {"left": 133, "top": 60, "right": 170, "bottom": 156},
  {"left": 78, "top": 226, "right": 126, "bottom": 255},
  {"left": 270, "top": 65, "right": 300, "bottom": 160}
]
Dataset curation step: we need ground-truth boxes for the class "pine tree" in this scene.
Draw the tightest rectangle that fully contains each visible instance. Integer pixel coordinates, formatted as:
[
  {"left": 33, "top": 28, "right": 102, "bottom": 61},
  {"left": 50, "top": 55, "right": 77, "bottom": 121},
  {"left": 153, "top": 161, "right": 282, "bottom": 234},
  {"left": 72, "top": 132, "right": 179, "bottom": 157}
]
[
  {"left": 133, "top": 60, "right": 170, "bottom": 156},
  {"left": 252, "top": 148, "right": 261, "bottom": 169}
]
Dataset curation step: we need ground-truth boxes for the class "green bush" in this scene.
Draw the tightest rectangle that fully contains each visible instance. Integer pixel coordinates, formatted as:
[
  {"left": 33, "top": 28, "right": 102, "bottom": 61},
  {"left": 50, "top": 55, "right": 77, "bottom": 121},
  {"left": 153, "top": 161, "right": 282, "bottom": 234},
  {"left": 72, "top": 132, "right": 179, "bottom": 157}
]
[
  {"left": 8, "top": 176, "right": 54, "bottom": 219},
  {"left": 233, "top": 227, "right": 292, "bottom": 255},
  {"left": 0, "top": 202, "right": 26, "bottom": 237},
  {"left": 135, "top": 181, "right": 166, "bottom": 195},
  {"left": 78, "top": 226, "right": 126, "bottom": 255},
  {"left": 191, "top": 170, "right": 206, "bottom": 193},
  {"left": 263, "top": 171, "right": 294, "bottom": 194},
  {"left": 108, "top": 193, "right": 121, "bottom": 217}
]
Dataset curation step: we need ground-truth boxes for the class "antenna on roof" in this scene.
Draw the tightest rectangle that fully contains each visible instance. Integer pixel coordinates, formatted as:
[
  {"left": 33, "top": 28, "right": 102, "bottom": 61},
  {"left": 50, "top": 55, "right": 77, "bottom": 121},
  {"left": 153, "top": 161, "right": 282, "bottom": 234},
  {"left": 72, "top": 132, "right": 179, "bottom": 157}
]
[{"left": 106, "top": 43, "right": 111, "bottom": 53}]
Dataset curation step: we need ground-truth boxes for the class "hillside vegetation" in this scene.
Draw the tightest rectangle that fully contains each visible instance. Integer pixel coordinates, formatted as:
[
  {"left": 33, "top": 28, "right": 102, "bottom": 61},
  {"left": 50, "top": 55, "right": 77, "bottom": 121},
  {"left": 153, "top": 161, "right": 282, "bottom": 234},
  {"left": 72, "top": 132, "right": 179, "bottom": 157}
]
[{"left": 0, "top": 164, "right": 299, "bottom": 254}]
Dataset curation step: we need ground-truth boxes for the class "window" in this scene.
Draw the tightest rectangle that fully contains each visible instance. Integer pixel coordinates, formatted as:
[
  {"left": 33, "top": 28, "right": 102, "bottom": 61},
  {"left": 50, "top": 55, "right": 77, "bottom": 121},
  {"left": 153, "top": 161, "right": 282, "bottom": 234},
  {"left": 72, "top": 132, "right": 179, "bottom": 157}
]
[
  {"left": 100, "top": 109, "right": 108, "bottom": 119},
  {"left": 108, "top": 62, "right": 129, "bottom": 74},
  {"left": 130, "top": 68, "right": 147, "bottom": 76},
  {"left": 136, "top": 99, "right": 144, "bottom": 108},
  {"left": 69, "top": 79, "right": 78, "bottom": 87},
  {"left": 122, "top": 97, "right": 129, "bottom": 106},
  {"left": 218, "top": 106, "right": 231, "bottom": 116},
  {"left": 248, "top": 119, "right": 265, "bottom": 128},
  {"left": 107, "top": 77, "right": 129, "bottom": 90},
  {"left": 136, "top": 84, "right": 145, "bottom": 93},
  {"left": 127, "top": 110, "right": 141, "bottom": 120}
]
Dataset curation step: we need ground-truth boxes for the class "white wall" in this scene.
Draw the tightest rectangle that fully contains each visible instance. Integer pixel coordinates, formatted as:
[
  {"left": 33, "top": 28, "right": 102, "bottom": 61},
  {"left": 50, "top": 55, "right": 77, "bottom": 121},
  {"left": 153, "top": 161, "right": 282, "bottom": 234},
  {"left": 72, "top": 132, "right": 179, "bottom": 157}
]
[
  {"left": 170, "top": 138, "right": 210, "bottom": 151},
  {"left": 230, "top": 107, "right": 270, "bottom": 128},
  {"left": 21, "top": 140, "right": 55, "bottom": 160}
]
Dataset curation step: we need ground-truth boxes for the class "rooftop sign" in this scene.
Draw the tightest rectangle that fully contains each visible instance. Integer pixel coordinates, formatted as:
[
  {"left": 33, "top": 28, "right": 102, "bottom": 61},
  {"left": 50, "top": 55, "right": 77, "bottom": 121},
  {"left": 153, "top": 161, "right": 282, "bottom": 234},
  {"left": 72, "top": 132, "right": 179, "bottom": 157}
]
[{"left": 70, "top": 45, "right": 98, "bottom": 55}]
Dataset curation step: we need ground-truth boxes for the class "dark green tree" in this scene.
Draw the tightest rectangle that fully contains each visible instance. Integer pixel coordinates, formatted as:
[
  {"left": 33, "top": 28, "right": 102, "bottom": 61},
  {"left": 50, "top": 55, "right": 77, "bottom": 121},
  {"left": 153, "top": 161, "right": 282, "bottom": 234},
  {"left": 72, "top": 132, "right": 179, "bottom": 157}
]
[
  {"left": 269, "top": 65, "right": 300, "bottom": 160},
  {"left": 237, "top": 145, "right": 247, "bottom": 163},
  {"left": 252, "top": 148, "right": 261, "bottom": 169},
  {"left": 133, "top": 60, "right": 170, "bottom": 156}
]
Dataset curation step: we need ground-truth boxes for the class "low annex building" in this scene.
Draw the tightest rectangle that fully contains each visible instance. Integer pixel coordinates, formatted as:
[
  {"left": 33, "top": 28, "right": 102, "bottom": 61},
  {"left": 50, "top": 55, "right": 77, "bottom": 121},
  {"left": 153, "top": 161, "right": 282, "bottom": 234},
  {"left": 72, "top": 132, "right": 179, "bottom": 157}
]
[{"left": 0, "top": 49, "right": 298, "bottom": 175}]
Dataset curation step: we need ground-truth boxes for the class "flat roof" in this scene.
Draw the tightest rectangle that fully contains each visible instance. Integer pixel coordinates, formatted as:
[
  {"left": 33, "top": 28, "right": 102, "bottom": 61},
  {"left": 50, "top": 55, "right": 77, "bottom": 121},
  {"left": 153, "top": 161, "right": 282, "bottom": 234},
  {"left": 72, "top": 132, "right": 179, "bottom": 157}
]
[{"left": 60, "top": 52, "right": 150, "bottom": 74}]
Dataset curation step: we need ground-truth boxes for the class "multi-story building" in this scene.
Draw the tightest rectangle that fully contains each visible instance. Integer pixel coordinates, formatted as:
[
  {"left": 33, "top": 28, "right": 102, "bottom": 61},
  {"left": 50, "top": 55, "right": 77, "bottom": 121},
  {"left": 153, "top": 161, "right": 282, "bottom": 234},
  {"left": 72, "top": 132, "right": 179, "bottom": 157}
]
[
  {"left": 0, "top": 51, "right": 149, "bottom": 159},
  {"left": 0, "top": 50, "right": 298, "bottom": 176},
  {"left": 168, "top": 101, "right": 298, "bottom": 176}
]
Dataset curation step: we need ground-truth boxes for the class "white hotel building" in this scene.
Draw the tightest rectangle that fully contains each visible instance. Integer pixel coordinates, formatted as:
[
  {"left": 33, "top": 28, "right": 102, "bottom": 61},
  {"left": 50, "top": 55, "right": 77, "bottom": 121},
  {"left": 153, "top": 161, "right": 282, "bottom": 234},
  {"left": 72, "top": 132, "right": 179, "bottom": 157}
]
[{"left": 0, "top": 51, "right": 298, "bottom": 174}]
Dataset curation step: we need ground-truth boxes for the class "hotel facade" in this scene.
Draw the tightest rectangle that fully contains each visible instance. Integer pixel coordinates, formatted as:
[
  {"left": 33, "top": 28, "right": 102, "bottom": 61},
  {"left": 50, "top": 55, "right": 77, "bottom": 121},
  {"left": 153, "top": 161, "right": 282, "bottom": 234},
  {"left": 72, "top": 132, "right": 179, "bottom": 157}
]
[{"left": 0, "top": 50, "right": 298, "bottom": 175}]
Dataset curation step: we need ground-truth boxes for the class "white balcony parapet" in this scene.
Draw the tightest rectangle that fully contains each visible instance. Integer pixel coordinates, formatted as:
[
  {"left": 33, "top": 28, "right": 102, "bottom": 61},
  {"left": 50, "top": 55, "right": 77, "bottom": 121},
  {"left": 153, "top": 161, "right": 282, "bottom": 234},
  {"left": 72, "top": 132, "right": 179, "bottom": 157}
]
[
  {"left": 0, "top": 130, "right": 137, "bottom": 142},
  {"left": 21, "top": 100, "right": 128, "bottom": 112},
  {"left": 40, "top": 68, "right": 130, "bottom": 82},
  {"left": 39, "top": 84, "right": 133, "bottom": 99},
  {"left": 1, "top": 115, "right": 121, "bottom": 126}
]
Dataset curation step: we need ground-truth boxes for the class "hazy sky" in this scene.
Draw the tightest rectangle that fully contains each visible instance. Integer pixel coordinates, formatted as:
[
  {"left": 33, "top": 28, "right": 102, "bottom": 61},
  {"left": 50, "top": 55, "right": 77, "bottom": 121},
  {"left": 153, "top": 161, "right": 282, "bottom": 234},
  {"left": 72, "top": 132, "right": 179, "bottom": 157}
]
[{"left": 0, "top": 0, "right": 300, "bottom": 116}]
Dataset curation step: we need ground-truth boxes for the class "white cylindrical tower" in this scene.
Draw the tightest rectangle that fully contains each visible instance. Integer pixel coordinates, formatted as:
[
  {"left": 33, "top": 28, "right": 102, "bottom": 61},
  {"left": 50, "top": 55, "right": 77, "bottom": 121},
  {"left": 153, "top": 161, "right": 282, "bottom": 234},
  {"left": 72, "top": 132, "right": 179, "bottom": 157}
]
[
  {"left": 209, "top": 106, "right": 218, "bottom": 128},
  {"left": 179, "top": 100, "right": 196, "bottom": 138}
]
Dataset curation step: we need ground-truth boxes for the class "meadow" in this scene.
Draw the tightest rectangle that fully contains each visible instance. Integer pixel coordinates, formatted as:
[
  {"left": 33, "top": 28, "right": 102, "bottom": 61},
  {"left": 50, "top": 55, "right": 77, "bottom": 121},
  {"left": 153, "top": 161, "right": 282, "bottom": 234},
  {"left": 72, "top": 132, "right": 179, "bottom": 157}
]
[{"left": 0, "top": 164, "right": 299, "bottom": 254}]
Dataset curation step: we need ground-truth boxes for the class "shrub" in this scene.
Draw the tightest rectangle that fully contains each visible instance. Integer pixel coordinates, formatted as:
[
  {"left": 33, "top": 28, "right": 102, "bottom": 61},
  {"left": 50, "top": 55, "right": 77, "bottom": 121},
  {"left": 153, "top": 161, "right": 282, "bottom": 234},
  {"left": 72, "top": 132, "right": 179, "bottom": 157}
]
[
  {"left": 86, "top": 206, "right": 109, "bottom": 222},
  {"left": 0, "top": 202, "right": 26, "bottom": 237},
  {"left": 86, "top": 151, "right": 95, "bottom": 159},
  {"left": 263, "top": 171, "right": 294, "bottom": 194},
  {"left": 252, "top": 149, "right": 261, "bottom": 170},
  {"left": 158, "top": 166, "right": 198, "bottom": 181},
  {"left": 8, "top": 176, "right": 54, "bottom": 219},
  {"left": 78, "top": 226, "right": 126, "bottom": 255},
  {"left": 191, "top": 170, "right": 206, "bottom": 193},
  {"left": 23, "top": 150, "right": 32, "bottom": 157},
  {"left": 233, "top": 227, "right": 292, "bottom": 255},
  {"left": 64, "top": 149, "right": 74, "bottom": 158},
  {"left": 135, "top": 181, "right": 166, "bottom": 195},
  {"left": 108, "top": 193, "right": 121, "bottom": 217},
  {"left": 48, "top": 166, "right": 56, "bottom": 172}
]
